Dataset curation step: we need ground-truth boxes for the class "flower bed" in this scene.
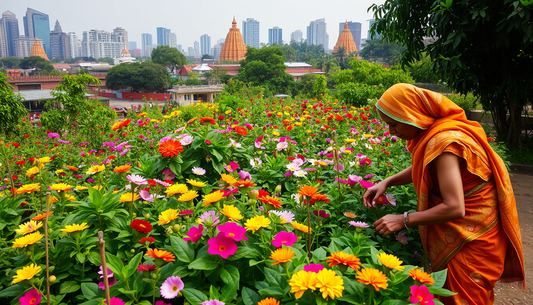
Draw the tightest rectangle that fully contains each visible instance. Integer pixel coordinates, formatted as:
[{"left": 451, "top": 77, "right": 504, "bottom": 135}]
[{"left": 0, "top": 97, "right": 454, "bottom": 304}]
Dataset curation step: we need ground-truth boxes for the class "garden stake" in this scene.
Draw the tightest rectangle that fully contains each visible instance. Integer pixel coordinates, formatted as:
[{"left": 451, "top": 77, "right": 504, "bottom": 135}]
[
  {"left": 45, "top": 192, "right": 51, "bottom": 305},
  {"left": 1, "top": 143, "right": 16, "bottom": 200},
  {"left": 98, "top": 231, "right": 111, "bottom": 305},
  {"left": 306, "top": 195, "right": 312, "bottom": 261}
]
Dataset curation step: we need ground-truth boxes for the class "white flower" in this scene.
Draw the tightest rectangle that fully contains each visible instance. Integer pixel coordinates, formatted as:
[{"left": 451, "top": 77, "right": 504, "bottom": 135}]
[
  {"left": 286, "top": 164, "right": 300, "bottom": 171},
  {"left": 291, "top": 193, "right": 302, "bottom": 204},
  {"left": 276, "top": 141, "right": 288, "bottom": 151},
  {"left": 230, "top": 139, "right": 242, "bottom": 149},
  {"left": 179, "top": 135, "right": 194, "bottom": 145},
  {"left": 293, "top": 170, "right": 307, "bottom": 177},
  {"left": 365, "top": 143, "right": 373, "bottom": 150},
  {"left": 250, "top": 158, "right": 262, "bottom": 168}
]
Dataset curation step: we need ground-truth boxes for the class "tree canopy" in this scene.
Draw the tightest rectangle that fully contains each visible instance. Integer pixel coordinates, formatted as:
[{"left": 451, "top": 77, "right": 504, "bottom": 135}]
[
  {"left": 370, "top": 0, "right": 533, "bottom": 147},
  {"left": 106, "top": 61, "right": 171, "bottom": 92},
  {"left": 359, "top": 38, "right": 405, "bottom": 66},
  {"left": 151, "top": 45, "right": 187, "bottom": 73},
  {"left": 19, "top": 56, "right": 54, "bottom": 74},
  {"left": 0, "top": 57, "right": 21, "bottom": 69},
  {"left": 0, "top": 73, "right": 27, "bottom": 136}
]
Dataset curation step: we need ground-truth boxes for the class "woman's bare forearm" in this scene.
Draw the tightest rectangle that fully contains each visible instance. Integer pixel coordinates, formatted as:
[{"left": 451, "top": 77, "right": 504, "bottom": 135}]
[{"left": 383, "top": 166, "right": 413, "bottom": 187}]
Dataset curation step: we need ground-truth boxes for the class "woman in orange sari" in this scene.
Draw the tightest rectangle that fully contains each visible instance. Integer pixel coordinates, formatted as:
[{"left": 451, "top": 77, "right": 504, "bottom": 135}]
[{"left": 364, "top": 83, "right": 525, "bottom": 304}]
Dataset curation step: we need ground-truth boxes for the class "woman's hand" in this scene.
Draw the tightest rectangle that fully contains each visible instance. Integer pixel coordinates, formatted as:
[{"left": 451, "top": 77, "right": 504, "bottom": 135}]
[
  {"left": 373, "top": 214, "right": 404, "bottom": 237},
  {"left": 363, "top": 180, "right": 389, "bottom": 207}
]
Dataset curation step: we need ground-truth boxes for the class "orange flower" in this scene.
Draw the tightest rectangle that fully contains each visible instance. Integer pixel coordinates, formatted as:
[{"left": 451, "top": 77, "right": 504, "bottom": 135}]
[
  {"left": 298, "top": 185, "right": 318, "bottom": 197},
  {"left": 259, "top": 196, "right": 283, "bottom": 209},
  {"left": 159, "top": 140, "right": 184, "bottom": 157},
  {"left": 409, "top": 269, "right": 435, "bottom": 285},
  {"left": 270, "top": 248, "right": 295, "bottom": 265},
  {"left": 220, "top": 174, "right": 237, "bottom": 185},
  {"left": 326, "top": 251, "right": 361, "bottom": 271},
  {"left": 258, "top": 297, "right": 280, "bottom": 305},
  {"left": 67, "top": 166, "right": 78, "bottom": 171},
  {"left": 113, "top": 164, "right": 132, "bottom": 173},
  {"left": 200, "top": 117, "right": 216, "bottom": 125},
  {"left": 31, "top": 211, "right": 53, "bottom": 221},
  {"left": 188, "top": 117, "right": 198, "bottom": 124},
  {"left": 356, "top": 268, "right": 388, "bottom": 291},
  {"left": 146, "top": 249, "right": 175, "bottom": 262},
  {"left": 234, "top": 126, "right": 248, "bottom": 136},
  {"left": 231, "top": 180, "right": 257, "bottom": 188},
  {"left": 311, "top": 193, "right": 330, "bottom": 203}
]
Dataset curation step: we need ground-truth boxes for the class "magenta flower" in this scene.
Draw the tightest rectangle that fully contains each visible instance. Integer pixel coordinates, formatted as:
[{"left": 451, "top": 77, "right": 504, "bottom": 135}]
[
  {"left": 349, "top": 221, "right": 369, "bottom": 228},
  {"left": 224, "top": 161, "right": 240, "bottom": 172},
  {"left": 201, "top": 300, "right": 225, "bottom": 305},
  {"left": 359, "top": 157, "right": 372, "bottom": 166},
  {"left": 98, "top": 266, "right": 113, "bottom": 278},
  {"left": 137, "top": 264, "right": 157, "bottom": 271},
  {"left": 155, "top": 301, "right": 172, "bottom": 305},
  {"left": 104, "top": 297, "right": 125, "bottom": 305},
  {"left": 217, "top": 222, "right": 248, "bottom": 242},
  {"left": 205, "top": 139, "right": 212, "bottom": 145},
  {"left": 238, "top": 170, "right": 252, "bottom": 180},
  {"left": 409, "top": 285, "right": 435, "bottom": 305},
  {"left": 126, "top": 174, "right": 147, "bottom": 185},
  {"left": 304, "top": 264, "right": 325, "bottom": 273},
  {"left": 254, "top": 135, "right": 265, "bottom": 149},
  {"left": 208, "top": 233, "right": 238, "bottom": 259},
  {"left": 99, "top": 278, "right": 118, "bottom": 290},
  {"left": 160, "top": 276, "right": 184, "bottom": 299},
  {"left": 139, "top": 189, "right": 154, "bottom": 202},
  {"left": 183, "top": 225, "right": 204, "bottom": 243},
  {"left": 180, "top": 210, "right": 194, "bottom": 216},
  {"left": 47, "top": 132, "right": 60, "bottom": 138},
  {"left": 271, "top": 231, "right": 298, "bottom": 248},
  {"left": 19, "top": 289, "right": 42, "bottom": 305},
  {"left": 359, "top": 180, "right": 375, "bottom": 189},
  {"left": 396, "top": 232, "right": 408, "bottom": 245},
  {"left": 162, "top": 169, "right": 175, "bottom": 180},
  {"left": 313, "top": 210, "right": 331, "bottom": 218}
]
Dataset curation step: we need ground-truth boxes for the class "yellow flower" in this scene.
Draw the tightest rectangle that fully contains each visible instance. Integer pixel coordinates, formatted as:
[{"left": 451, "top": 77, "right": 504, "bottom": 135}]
[
  {"left": 220, "top": 174, "right": 237, "bottom": 185},
  {"left": 76, "top": 185, "right": 89, "bottom": 191},
  {"left": 15, "top": 183, "right": 40, "bottom": 194},
  {"left": 291, "top": 221, "right": 312, "bottom": 233},
  {"left": 315, "top": 269, "right": 344, "bottom": 300},
  {"left": 186, "top": 179, "right": 207, "bottom": 187},
  {"left": 345, "top": 138, "right": 356, "bottom": 143},
  {"left": 37, "top": 156, "right": 51, "bottom": 164},
  {"left": 86, "top": 164, "right": 105, "bottom": 174},
  {"left": 12, "top": 264, "right": 41, "bottom": 284},
  {"left": 50, "top": 183, "right": 73, "bottom": 192},
  {"left": 158, "top": 209, "right": 179, "bottom": 225},
  {"left": 166, "top": 184, "right": 188, "bottom": 196},
  {"left": 221, "top": 204, "right": 243, "bottom": 221},
  {"left": 289, "top": 270, "right": 317, "bottom": 299},
  {"left": 170, "top": 110, "right": 182, "bottom": 117},
  {"left": 60, "top": 223, "right": 89, "bottom": 233},
  {"left": 178, "top": 190, "right": 199, "bottom": 202},
  {"left": 55, "top": 169, "right": 64, "bottom": 174},
  {"left": 272, "top": 131, "right": 280, "bottom": 136},
  {"left": 12, "top": 231, "right": 44, "bottom": 248},
  {"left": 377, "top": 252, "right": 404, "bottom": 271},
  {"left": 15, "top": 220, "right": 43, "bottom": 235},
  {"left": 120, "top": 192, "right": 140, "bottom": 203},
  {"left": 245, "top": 215, "right": 271, "bottom": 233},
  {"left": 201, "top": 191, "right": 224, "bottom": 207},
  {"left": 356, "top": 267, "right": 389, "bottom": 291},
  {"left": 50, "top": 193, "right": 76, "bottom": 203},
  {"left": 270, "top": 248, "right": 294, "bottom": 265}
]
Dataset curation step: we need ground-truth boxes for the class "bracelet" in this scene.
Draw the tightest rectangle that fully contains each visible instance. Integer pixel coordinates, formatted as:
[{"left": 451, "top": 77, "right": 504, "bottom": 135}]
[{"left": 403, "top": 212, "right": 410, "bottom": 230}]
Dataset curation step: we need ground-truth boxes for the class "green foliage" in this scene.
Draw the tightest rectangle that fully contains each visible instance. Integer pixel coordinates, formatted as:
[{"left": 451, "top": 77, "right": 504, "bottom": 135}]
[
  {"left": 336, "top": 83, "right": 386, "bottom": 107},
  {"left": 405, "top": 55, "right": 440, "bottom": 83},
  {"left": 370, "top": 0, "right": 533, "bottom": 147},
  {"left": 219, "top": 79, "right": 264, "bottom": 102},
  {"left": 359, "top": 38, "right": 406, "bottom": 66},
  {"left": 19, "top": 56, "right": 54, "bottom": 74},
  {"left": 106, "top": 61, "right": 171, "bottom": 92},
  {"left": 297, "top": 73, "right": 318, "bottom": 96},
  {"left": 40, "top": 108, "right": 67, "bottom": 133},
  {"left": 151, "top": 45, "right": 187, "bottom": 73},
  {"left": 288, "top": 41, "right": 326, "bottom": 62},
  {"left": 312, "top": 75, "right": 329, "bottom": 99},
  {"left": 97, "top": 57, "right": 114, "bottom": 65},
  {"left": 447, "top": 93, "right": 479, "bottom": 115},
  {"left": 0, "top": 57, "right": 21, "bottom": 69},
  {"left": 0, "top": 73, "right": 27, "bottom": 136}
]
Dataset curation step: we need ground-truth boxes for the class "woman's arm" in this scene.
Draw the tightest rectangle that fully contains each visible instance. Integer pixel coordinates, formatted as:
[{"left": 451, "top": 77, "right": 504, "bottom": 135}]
[
  {"left": 373, "top": 153, "right": 466, "bottom": 236},
  {"left": 363, "top": 166, "right": 412, "bottom": 207}
]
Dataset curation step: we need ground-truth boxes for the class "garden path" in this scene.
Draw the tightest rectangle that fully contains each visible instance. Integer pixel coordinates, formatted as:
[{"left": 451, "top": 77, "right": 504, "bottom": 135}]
[{"left": 494, "top": 171, "right": 533, "bottom": 304}]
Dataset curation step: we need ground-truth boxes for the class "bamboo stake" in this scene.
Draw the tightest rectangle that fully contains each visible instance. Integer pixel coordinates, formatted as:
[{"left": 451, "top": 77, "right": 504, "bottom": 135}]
[
  {"left": 98, "top": 231, "right": 111, "bottom": 305},
  {"left": 45, "top": 192, "right": 51, "bottom": 305}
]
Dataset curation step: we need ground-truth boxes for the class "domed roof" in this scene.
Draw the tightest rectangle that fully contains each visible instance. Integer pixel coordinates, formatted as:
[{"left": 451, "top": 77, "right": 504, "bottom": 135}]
[
  {"left": 121, "top": 49, "right": 131, "bottom": 54},
  {"left": 30, "top": 38, "right": 49, "bottom": 61},
  {"left": 333, "top": 22, "right": 357, "bottom": 54},
  {"left": 220, "top": 17, "right": 247, "bottom": 62}
]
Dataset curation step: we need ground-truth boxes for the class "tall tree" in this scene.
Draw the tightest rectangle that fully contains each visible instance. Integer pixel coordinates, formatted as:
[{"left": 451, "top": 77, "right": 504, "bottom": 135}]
[
  {"left": 0, "top": 73, "right": 27, "bottom": 136},
  {"left": 359, "top": 38, "right": 405, "bottom": 65},
  {"left": 370, "top": 0, "right": 533, "bottom": 147},
  {"left": 151, "top": 45, "right": 187, "bottom": 73},
  {"left": 106, "top": 61, "right": 170, "bottom": 92},
  {"left": 19, "top": 56, "right": 54, "bottom": 74}
]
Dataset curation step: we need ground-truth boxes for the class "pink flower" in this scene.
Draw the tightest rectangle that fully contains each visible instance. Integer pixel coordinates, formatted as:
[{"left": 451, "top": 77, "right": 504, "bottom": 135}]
[
  {"left": 254, "top": 135, "right": 265, "bottom": 149},
  {"left": 205, "top": 140, "right": 212, "bottom": 145},
  {"left": 349, "top": 221, "right": 369, "bottom": 228},
  {"left": 99, "top": 278, "right": 118, "bottom": 290},
  {"left": 156, "top": 301, "right": 172, "bottom": 305},
  {"left": 126, "top": 174, "right": 147, "bottom": 185},
  {"left": 104, "top": 297, "right": 125, "bottom": 305},
  {"left": 137, "top": 264, "right": 157, "bottom": 271},
  {"left": 208, "top": 233, "right": 238, "bottom": 258},
  {"left": 19, "top": 289, "right": 42, "bottom": 305},
  {"left": 47, "top": 132, "right": 60, "bottom": 138},
  {"left": 160, "top": 276, "right": 184, "bottom": 299},
  {"left": 201, "top": 300, "right": 225, "bottom": 305},
  {"left": 98, "top": 266, "right": 113, "bottom": 278},
  {"left": 140, "top": 188, "right": 154, "bottom": 202},
  {"left": 184, "top": 225, "right": 204, "bottom": 243},
  {"left": 359, "top": 157, "right": 372, "bottom": 166},
  {"left": 271, "top": 231, "right": 297, "bottom": 248},
  {"left": 162, "top": 169, "right": 175, "bottom": 180},
  {"left": 385, "top": 194, "right": 396, "bottom": 206},
  {"left": 224, "top": 161, "right": 240, "bottom": 172},
  {"left": 304, "top": 264, "right": 325, "bottom": 273},
  {"left": 180, "top": 210, "right": 194, "bottom": 216},
  {"left": 217, "top": 222, "right": 248, "bottom": 242},
  {"left": 313, "top": 210, "right": 331, "bottom": 218},
  {"left": 409, "top": 285, "right": 435, "bottom": 305},
  {"left": 359, "top": 180, "right": 375, "bottom": 189}
]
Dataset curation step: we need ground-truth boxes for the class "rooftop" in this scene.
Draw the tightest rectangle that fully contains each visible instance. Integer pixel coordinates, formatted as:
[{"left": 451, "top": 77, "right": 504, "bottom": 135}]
[
  {"left": 285, "top": 62, "right": 312, "bottom": 68},
  {"left": 17, "top": 89, "right": 100, "bottom": 102}
]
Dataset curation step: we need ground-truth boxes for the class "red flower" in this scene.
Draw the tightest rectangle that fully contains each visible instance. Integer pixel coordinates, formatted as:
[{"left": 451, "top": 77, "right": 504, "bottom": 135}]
[
  {"left": 23, "top": 135, "right": 30, "bottom": 138},
  {"left": 234, "top": 126, "right": 248, "bottom": 136},
  {"left": 139, "top": 237, "right": 156, "bottom": 244},
  {"left": 159, "top": 140, "right": 183, "bottom": 157},
  {"left": 218, "top": 115, "right": 225, "bottom": 120},
  {"left": 147, "top": 179, "right": 157, "bottom": 187},
  {"left": 258, "top": 189, "right": 270, "bottom": 199},
  {"left": 130, "top": 219, "right": 152, "bottom": 234},
  {"left": 16, "top": 160, "right": 26, "bottom": 166}
]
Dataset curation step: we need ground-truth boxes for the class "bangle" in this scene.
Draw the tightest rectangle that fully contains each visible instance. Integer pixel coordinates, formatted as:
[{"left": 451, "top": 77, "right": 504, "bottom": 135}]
[{"left": 403, "top": 212, "right": 410, "bottom": 230}]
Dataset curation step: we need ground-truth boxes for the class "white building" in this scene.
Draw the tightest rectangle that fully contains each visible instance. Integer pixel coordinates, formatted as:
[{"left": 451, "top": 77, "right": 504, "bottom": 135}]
[
  {"left": 290, "top": 30, "right": 303, "bottom": 42},
  {"left": 169, "top": 32, "right": 177, "bottom": 48},
  {"left": 242, "top": 18, "right": 260, "bottom": 48},
  {"left": 114, "top": 49, "right": 136, "bottom": 65},
  {"left": 81, "top": 29, "right": 126, "bottom": 59},
  {"left": 168, "top": 84, "right": 223, "bottom": 106},
  {"left": 67, "top": 32, "right": 77, "bottom": 58},
  {"left": 307, "top": 18, "right": 329, "bottom": 51}
]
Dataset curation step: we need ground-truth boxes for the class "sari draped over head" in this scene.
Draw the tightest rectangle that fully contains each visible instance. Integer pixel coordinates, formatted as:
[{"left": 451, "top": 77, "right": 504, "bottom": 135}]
[{"left": 375, "top": 83, "right": 525, "bottom": 288}]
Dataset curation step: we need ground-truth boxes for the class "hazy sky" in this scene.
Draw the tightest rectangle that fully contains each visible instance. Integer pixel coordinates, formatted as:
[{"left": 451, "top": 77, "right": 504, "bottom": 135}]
[{"left": 7, "top": 0, "right": 385, "bottom": 50}]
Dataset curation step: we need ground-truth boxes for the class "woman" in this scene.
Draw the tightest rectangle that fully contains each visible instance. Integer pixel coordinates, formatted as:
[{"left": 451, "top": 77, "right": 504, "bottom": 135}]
[{"left": 364, "top": 83, "right": 525, "bottom": 304}]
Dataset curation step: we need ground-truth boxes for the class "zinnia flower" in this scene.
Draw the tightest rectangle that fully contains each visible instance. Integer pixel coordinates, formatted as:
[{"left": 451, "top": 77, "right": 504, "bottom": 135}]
[
  {"left": 158, "top": 209, "right": 179, "bottom": 225},
  {"left": 184, "top": 225, "right": 204, "bottom": 243},
  {"left": 137, "top": 264, "right": 157, "bottom": 271},
  {"left": 201, "top": 300, "right": 225, "bottom": 305},
  {"left": 186, "top": 179, "right": 207, "bottom": 187},
  {"left": 166, "top": 184, "right": 188, "bottom": 196},
  {"left": 49, "top": 183, "right": 73, "bottom": 192},
  {"left": 139, "top": 237, "right": 156, "bottom": 244},
  {"left": 86, "top": 164, "right": 105, "bottom": 174},
  {"left": 409, "top": 269, "right": 435, "bottom": 285},
  {"left": 207, "top": 233, "right": 238, "bottom": 259},
  {"left": 220, "top": 174, "right": 237, "bottom": 185},
  {"left": 343, "top": 212, "right": 356, "bottom": 218},
  {"left": 356, "top": 268, "right": 389, "bottom": 291},
  {"left": 202, "top": 190, "right": 224, "bottom": 207},
  {"left": 270, "top": 248, "right": 294, "bottom": 265},
  {"left": 13, "top": 232, "right": 44, "bottom": 248},
  {"left": 25, "top": 166, "right": 41, "bottom": 177},
  {"left": 120, "top": 192, "right": 140, "bottom": 203},
  {"left": 31, "top": 211, "right": 53, "bottom": 221},
  {"left": 217, "top": 222, "right": 248, "bottom": 241},
  {"left": 298, "top": 185, "right": 318, "bottom": 197},
  {"left": 289, "top": 270, "right": 317, "bottom": 299},
  {"left": 19, "top": 289, "right": 42, "bottom": 305},
  {"left": 377, "top": 252, "right": 404, "bottom": 271},
  {"left": 12, "top": 264, "right": 41, "bottom": 284},
  {"left": 257, "top": 298, "right": 279, "bottom": 305},
  {"left": 15, "top": 220, "right": 43, "bottom": 235},
  {"left": 270, "top": 210, "right": 294, "bottom": 224},
  {"left": 178, "top": 190, "right": 199, "bottom": 202},
  {"left": 126, "top": 174, "right": 147, "bottom": 185},
  {"left": 220, "top": 204, "right": 243, "bottom": 220},
  {"left": 326, "top": 251, "right": 361, "bottom": 271},
  {"left": 304, "top": 264, "right": 325, "bottom": 273},
  {"left": 104, "top": 296, "right": 125, "bottom": 305},
  {"left": 192, "top": 167, "right": 206, "bottom": 175},
  {"left": 291, "top": 221, "right": 311, "bottom": 233},
  {"left": 410, "top": 285, "right": 435, "bottom": 305},
  {"left": 271, "top": 231, "right": 297, "bottom": 248},
  {"left": 130, "top": 219, "right": 152, "bottom": 233},
  {"left": 60, "top": 223, "right": 89, "bottom": 233},
  {"left": 245, "top": 215, "right": 271, "bottom": 233},
  {"left": 234, "top": 126, "right": 248, "bottom": 136},
  {"left": 349, "top": 221, "right": 369, "bottom": 228},
  {"left": 259, "top": 196, "right": 283, "bottom": 209},
  {"left": 16, "top": 183, "right": 40, "bottom": 194},
  {"left": 146, "top": 249, "right": 175, "bottom": 262},
  {"left": 113, "top": 164, "right": 132, "bottom": 173},
  {"left": 159, "top": 140, "right": 184, "bottom": 157},
  {"left": 160, "top": 276, "right": 184, "bottom": 299},
  {"left": 315, "top": 268, "right": 344, "bottom": 300}
]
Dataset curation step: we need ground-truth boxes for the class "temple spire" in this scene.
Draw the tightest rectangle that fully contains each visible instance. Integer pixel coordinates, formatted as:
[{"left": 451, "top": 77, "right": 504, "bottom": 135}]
[{"left": 220, "top": 17, "right": 247, "bottom": 62}]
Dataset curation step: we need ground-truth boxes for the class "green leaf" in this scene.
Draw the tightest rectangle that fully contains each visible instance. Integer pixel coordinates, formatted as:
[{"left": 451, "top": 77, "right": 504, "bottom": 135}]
[
  {"left": 312, "top": 247, "right": 327, "bottom": 259},
  {"left": 0, "top": 285, "right": 25, "bottom": 297},
  {"left": 170, "top": 235, "right": 195, "bottom": 263},
  {"left": 105, "top": 253, "right": 125, "bottom": 281},
  {"left": 382, "top": 300, "right": 410, "bottom": 305},
  {"left": 209, "top": 285, "right": 220, "bottom": 300},
  {"left": 241, "top": 287, "right": 261, "bottom": 305},
  {"left": 60, "top": 281, "right": 81, "bottom": 294},
  {"left": 127, "top": 253, "right": 143, "bottom": 277},
  {"left": 428, "top": 286, "right": 457, "bottom": 297},
  {"left": 258, "top": 287, "right": 284, "bottom": 296},
  {"left": 182, "top": 288, "right": 209, "bottom": 305},
  {"left": 337, "top": 294, "right": 361, "bottom": 304},
  {"left": 220, "top": 265, "right": 240, "bottom": 303},
  {"left": 370, "top": 246, "right": 380, "bottom": 265},
  {"left": 81, "top": 283, "right": 101, "bottom": 300},
  {"left": 431, "top": 269, "right": 447, "bottom": 288},
  {"left": 188, "top": 255, "right": 219, "bottom": 270},
  {"left": 118, "top": 288, "right": 138, "bottom": 295},
  {"left": 264, "top": 267, "right": 287, "bottom": 288}
]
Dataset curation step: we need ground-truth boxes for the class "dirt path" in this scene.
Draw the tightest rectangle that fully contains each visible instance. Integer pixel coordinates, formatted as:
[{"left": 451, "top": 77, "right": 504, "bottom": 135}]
[{"left": 494, "top": 171, "right": 533, "bottom": 304}]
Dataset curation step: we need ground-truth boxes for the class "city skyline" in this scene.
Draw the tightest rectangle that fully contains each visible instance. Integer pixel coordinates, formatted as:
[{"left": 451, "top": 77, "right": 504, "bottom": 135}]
[{"left": 4, "top": 0, "right": 383, "bottom": 54}]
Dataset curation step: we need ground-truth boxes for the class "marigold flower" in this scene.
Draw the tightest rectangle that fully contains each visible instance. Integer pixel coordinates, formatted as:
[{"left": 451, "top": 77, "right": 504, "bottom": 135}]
[
  {"left": 158, "top": 209, "right": 179, "bottom": 225},
  {"left": 231, "top": 180, "right": 256, "bottom": 188},
  {"left": 291, "top": 221, "right": 311, "bottom": 233},
  {"left": 15, "top": 220, "right": 43, "bottom": 235},
  {"left": 86, "top": 164, "right": 105, "bottom": 174},
  {"left": 245, "top": 215, "right": 271, "bottom": 233},
  {"left": 270, "top": 248, "right": 295, "bottom": 265},
  {"left": 25, "top": 166, "right": 42, "bottom": 177},
  {"left": 166, "top": 184, "right": 188, "bottom": 196},
  {"left": 186, "top": 179, "right": 207, "bottom": 187},
  {"left": 50, "top": 183, "right": 73, "bottom": 192},
  {"left": 201, "top": 191, "right": 224, "bottom": 207},
  {"left": 139, "top": 237, "right": 156, "bottom": 244},
  {"left": 120, "top": 192, "right": 140, "bottom": 203},
  {"left": 259, "top": 196, "right": 283, "bottom": 209},
  {"left": 220, "top": 174, "right": 237, "bottom": 185},
  {"left": 146, "top": 249, "right": 175, "bottom": 262},
  {"left": 60, "top": 223, "right": 89, "bottom": 233},
  {"left": 13, "top": 231, "right": 44, "bottom": 248},
  {"left": 356, "top": 267, "right": 389, "bottom": 291},
  {"left": 298, "top": 185, "right": 318, "bottom": 197},
  {"left": 311, "top": 193, "right": 330, "bottom": 203},
  {"left": 377, "top": 252, "right": 404, "bottom": 271},
  {"left": 220, "top": 204, "right": 243, "bottom": 220},
  {"left": 409, "top": 269, "right": 435, "bottom": 285},
  {"left": 113, "top": 164, "right": 132, "bottom": 173},
  {"left": 131, "top": 219, "right": 152, "bottom": 234},
  {"left": 289, "top": 270, "right": 317, "bottom": 299},
  {"left": 12, "top": 264, "right": 41, "bottom": 284},
  {"left": 326, "top": 251, "right": 361, "bottom": 271},
  {"left": 315, "top": 268, "right": 344, "bottom": 300},
  {"left": 159, "top": 139, "right": 184, "bottom": 157},
  {"left": 178, "top": 190, "right": 199, "bottom": 202},
  {"left": 16, "top": 183, "right": 40, "bottom": 194},
  {"left": 257, "top": 297, "right": 280, "bottom": 305},
  {"left": 31, "top": 211, "right": 53, "bottom": 221}
]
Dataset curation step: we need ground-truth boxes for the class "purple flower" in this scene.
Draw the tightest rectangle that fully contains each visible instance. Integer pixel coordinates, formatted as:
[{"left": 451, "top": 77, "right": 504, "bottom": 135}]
[
  {"left": 47, "top": 132, "right": 60, "bottom": 138},
  {"left": 238, "top": 170, "right": 252, "bottom": 180},
  {"left": 140, "top": 189, "right": 154, "bottom": 202},
  {"left": 98, "top": 266, "right": 113, "bottom": 278},
  {"left": 160, "top": 276, "right": 184, "bottom": 299},
  {"left": 284, "top": 171, "right": 293, "bottom": 177},
  {"left": 162, "top": 169, "right": 175, "bottom": 180},
  {"left": 396, "top": 232, "right": 408, "bottom": 245},
  {"left": 199, "top": 211, "right": 219, "bottom": 229},
  {"left": 99, "top": 278, "right": 118, "bottom": 290}
]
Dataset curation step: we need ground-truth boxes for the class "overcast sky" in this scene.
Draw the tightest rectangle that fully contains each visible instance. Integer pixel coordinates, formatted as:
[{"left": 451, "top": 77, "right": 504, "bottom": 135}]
[{"left": 7, "top": 0, "right": 385, "bottom": 49}]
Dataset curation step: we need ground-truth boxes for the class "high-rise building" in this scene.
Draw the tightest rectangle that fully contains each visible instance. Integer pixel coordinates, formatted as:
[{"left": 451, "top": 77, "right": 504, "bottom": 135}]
[
  {"left": 113, "top": 27, "right": 128, "bottom": 47},
  {"left": 156, "top": 27, "right": 171, "bottom": 46},
  {"left": 169, "top": 33, "right": 177, "bottom": 48},
  {"left": 176, "top": 44, "right": 183, "bottom": 53},
  {"left": 307, "top": 18, "right": 329, "bottom": 51},
  {"left": 212, "top": 38, "right": 225, "bottom": 61},
  {"left": 141, "top": 33, "right": 152, "bottom": 57},
  {"left": 193, "top": 41, "right": 200, "bottom": 57},
  {"left": 81, "top": 29, "right": 127, "bottom": 59},
  {"left": 242, "top": 18, "right": 259, "bottom": 48},
  {"left": 268, "top": 27, "right": 282, "bottom": 45},
  {"left": 290, "top": 30, "right": 303, "bottom": 42},
  {"left": 367, "top": 19, "right": 381, "bottom": 40},
  {"left": 50, "top": 20, "right": 70, "bottom": 60},
  {"left": 23, "top": 8, "right": 51, "bottom": 57},
  {"left": 68, "top": 32, "right": 78, "bottom": 59},
  {"left": 339, "top": 21, "right": 362, "bottom": 53},
  {"left": 1, "top": 11, "right": 20, "bottom": 57},
  {"left": 128, "top": 41, "right": 137, "bottom": 52},
  {"left": 200, "top": 34, "right": 211, "bottom": 56}
]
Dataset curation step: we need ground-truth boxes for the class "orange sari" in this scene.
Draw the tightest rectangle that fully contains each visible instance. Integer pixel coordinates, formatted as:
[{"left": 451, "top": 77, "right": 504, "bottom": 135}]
[{"left": 376, "top": 84, "right": 525, "bottom": 304}]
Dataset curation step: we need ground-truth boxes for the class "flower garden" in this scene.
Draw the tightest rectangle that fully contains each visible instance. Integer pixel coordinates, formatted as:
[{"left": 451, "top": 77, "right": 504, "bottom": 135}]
[{"left": 0, "top": 93, "right": 467, "bottom": 305}]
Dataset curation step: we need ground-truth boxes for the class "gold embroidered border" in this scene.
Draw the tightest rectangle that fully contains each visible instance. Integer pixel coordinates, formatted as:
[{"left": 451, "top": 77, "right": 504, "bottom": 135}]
[{"left": 464, "top": 180, "right": 492, "bottom": 198}]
